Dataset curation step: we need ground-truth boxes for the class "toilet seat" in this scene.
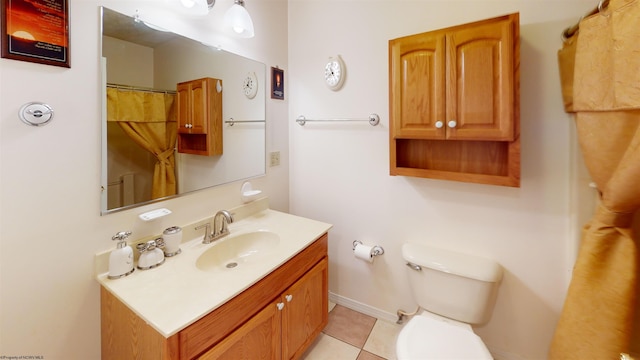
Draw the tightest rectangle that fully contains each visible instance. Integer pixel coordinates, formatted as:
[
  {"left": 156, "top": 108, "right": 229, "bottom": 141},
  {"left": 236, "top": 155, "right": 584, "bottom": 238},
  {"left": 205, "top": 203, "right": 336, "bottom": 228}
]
[{"left": 396, "top": 313, "right": 493, "bottom": 360}]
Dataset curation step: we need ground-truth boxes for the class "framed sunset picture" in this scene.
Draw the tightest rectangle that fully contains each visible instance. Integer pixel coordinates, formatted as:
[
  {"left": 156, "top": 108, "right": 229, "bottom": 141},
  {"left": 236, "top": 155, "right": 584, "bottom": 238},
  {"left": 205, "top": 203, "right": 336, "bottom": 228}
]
[
  {"left": 1, "top": 0, "right": 70, "bottom": 67},
  {"left": 271, "top": 66, "right": 284, "bottom": 100}
]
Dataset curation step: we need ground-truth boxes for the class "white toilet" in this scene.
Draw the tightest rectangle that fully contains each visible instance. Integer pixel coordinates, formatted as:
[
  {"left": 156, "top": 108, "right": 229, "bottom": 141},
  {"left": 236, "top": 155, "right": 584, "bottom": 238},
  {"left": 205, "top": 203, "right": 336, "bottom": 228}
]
[{"left": 396, "top": 243, "right": 503, "bottom": 360}]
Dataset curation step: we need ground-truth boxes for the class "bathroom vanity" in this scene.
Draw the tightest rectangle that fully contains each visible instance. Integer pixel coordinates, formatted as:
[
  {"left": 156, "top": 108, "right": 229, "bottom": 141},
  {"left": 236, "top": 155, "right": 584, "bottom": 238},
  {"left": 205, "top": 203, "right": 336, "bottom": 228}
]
[{"left": 98, "top": 200, "right": 332, "bottom": 359}]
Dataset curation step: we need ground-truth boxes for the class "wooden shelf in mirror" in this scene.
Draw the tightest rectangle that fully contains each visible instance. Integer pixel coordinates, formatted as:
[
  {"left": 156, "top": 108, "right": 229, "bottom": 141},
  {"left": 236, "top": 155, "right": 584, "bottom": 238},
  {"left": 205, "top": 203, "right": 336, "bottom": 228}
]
[{"left": 177, "top": 77, "right": 223, "bottom": 156}]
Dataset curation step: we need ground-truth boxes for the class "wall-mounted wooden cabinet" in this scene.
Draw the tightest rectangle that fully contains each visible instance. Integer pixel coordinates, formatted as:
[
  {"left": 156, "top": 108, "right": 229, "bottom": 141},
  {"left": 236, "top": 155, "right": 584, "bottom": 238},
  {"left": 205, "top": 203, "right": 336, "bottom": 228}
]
[
  {"left": 177, "top": 77, "right": 223, "bottom": 156},
  {"left": 389, "top": 13, "right": 520, "bottom": 187}
]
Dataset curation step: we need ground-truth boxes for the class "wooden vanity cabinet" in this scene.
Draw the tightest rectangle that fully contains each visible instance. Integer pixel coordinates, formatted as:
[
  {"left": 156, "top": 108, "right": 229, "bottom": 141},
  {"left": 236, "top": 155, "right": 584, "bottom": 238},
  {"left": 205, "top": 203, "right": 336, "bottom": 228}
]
[
  {"left": 389, "top": 13, "right": 520, "bottom": 187},
  {"left": 200, "top": 258, "right": 328, "bottom": 360},
  {"left": 176, "top": 77, "right": 223, "bottom": 156},
  {"left": 101, "top": 233, "right": 329, "bottom": 360}
]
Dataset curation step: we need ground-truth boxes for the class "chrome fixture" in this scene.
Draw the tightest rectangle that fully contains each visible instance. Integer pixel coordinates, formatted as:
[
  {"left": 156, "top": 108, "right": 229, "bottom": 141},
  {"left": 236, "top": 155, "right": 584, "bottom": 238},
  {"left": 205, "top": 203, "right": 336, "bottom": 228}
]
[
  {"left": 213, "top": 210, "right": 234, "bottom": 240},
  {"left": 224, "top": 0, "right": 255, "bottom": 38},
  {"left": 195, "top": 222, "right": 213, "bottom": 244},
  {"left": 352, "top": 240, "right": 385, "bottom": 256},
  {"left": 195, "top": 210, "right": 234, "bottom": 244},
  {"left": 296, "top": 113, "right": 381, "bottom": 126},
  {"left": 19, "top": 102, "right": 54, "bottom": 127}
]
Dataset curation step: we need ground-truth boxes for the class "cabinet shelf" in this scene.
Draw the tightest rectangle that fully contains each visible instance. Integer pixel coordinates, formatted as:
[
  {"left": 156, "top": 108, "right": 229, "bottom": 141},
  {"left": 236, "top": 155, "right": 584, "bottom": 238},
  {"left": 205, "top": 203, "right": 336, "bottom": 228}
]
[{"left": 394, "top": 138, "right": 520, "bottom": 187}]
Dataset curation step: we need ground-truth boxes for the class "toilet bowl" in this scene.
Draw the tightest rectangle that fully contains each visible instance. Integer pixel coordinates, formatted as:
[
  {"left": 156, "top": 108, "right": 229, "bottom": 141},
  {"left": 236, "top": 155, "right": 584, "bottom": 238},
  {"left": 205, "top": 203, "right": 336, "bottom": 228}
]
[
  {"left": 396, "top": 243, "right": 503, "bottom": 360},
  {"left": 396, "top": 311, "right": 492, "bottom": 360}
]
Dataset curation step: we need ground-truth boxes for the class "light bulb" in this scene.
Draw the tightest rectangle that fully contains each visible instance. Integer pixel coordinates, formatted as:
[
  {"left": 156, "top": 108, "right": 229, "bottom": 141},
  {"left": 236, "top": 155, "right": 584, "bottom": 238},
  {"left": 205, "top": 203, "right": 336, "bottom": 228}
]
[{"left": 224, "top": 0, "right": 254, "bottom": 38}]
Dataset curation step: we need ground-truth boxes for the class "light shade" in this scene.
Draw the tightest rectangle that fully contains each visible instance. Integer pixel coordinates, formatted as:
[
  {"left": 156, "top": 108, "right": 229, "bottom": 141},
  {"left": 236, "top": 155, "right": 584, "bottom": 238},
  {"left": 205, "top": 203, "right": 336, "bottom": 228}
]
[
  {"left": 224, "top": 0, "right": 254, "bottom": 38},
  {"left": 179, "top": 0, "right": 213, "bottom": 16}
]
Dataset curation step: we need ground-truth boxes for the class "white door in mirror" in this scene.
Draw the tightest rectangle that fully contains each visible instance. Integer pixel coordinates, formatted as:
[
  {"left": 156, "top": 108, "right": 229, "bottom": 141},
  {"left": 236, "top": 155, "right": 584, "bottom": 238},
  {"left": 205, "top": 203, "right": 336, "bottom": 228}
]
[
  {"left": 243, "top": 71, "right": 258, "bottom": 99},
  {"left": 324, "top": 55, "right": 345, "bottom": 91}
]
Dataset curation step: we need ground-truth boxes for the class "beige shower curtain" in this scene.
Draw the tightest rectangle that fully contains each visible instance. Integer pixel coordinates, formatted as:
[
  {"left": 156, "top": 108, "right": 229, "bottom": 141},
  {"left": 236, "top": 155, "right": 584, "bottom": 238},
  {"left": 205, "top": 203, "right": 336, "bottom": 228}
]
[
  {"left": 107, "top": 88, "right": 177, "bottom": 199},
  {"left": 550, "top": 0, "right": 639, "bottom": 358}
]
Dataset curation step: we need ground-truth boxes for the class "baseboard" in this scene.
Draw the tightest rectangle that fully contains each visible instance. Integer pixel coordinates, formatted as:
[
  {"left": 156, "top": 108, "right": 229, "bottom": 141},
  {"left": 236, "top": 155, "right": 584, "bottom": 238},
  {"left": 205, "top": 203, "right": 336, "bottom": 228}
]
[{"left": 328, "top": 291, "right": 399, "bottom": 324}]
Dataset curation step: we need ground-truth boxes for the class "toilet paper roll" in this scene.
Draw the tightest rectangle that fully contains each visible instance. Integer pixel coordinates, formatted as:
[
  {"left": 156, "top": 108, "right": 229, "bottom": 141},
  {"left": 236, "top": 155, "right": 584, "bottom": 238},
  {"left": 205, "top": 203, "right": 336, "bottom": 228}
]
[{"left": 354, "top": 243, "right": 374, "bottom": 263}]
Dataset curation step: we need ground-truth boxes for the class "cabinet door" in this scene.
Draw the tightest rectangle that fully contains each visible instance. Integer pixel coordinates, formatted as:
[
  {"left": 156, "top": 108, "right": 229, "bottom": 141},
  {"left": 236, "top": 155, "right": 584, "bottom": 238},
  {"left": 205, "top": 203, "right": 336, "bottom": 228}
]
[
  {"left": 189, "top": 79, "right": 209, "bottom": 134},
  {"left": 446, "top": 18, "right": 514, "bottom": 141},
  {"left": 176, "top": 79, "right": 208, "bottom": 134},
  {"left": 281, "top": 258, "right": 328, "bottom": 360},
  {"left": 390, "top": 31, "right": 446, "bottom": 139},
  {"left": 176, "top": 82, "right": 192, "bottom": 134},
  {"left": 198, "top": 302, "right": 282, "bottom": 360}
]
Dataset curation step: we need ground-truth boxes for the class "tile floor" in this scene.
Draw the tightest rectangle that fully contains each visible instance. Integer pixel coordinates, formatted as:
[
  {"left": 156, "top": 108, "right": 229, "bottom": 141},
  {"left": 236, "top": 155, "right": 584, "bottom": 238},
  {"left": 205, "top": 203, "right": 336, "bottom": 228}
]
[{"left": 302, "top": 303, "right": 404, "bottom": 360}]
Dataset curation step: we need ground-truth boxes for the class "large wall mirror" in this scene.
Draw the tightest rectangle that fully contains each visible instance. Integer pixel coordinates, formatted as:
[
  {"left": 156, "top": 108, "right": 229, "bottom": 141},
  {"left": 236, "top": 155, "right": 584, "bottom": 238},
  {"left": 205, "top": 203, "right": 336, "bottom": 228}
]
[{"left": 100, "top": 6, "right": 266, "bottom": 215}]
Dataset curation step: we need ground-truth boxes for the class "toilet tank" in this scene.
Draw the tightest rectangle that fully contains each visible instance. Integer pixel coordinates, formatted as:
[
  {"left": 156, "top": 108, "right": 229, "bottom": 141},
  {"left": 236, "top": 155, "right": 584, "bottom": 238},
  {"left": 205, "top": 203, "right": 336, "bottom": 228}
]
[{"left": 402, "top": 243, "right": 503, "bottom": 325}]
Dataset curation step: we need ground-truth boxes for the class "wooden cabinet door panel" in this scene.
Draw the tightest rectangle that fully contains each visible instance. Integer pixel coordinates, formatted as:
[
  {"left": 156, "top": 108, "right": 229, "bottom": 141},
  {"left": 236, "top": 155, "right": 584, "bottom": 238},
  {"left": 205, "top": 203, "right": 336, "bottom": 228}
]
[
  {"left": 199, "top": 302, "right": 281, "bottom": 360},
  {"left": 282, "top": 258, "right": 328, "bottom": 360},
  {"left": 177, "top": 82, "right": 191, "bottom": 134},
  {"left": 390, "top": 31, "right": 445, "bottom": 139},
  {"left": 446, "top": 18, "right": 514, "bottom": 141},
  {"left": 189, "top": 79, "right": 208, "bottom": 134},
  {"left": 177, "top": 79, "right": 208, "bottom": 134}
]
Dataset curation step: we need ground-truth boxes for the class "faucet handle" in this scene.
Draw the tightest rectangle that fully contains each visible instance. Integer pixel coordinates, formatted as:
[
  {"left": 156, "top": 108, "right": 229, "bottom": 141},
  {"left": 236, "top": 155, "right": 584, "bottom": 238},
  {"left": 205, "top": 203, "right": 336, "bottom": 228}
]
[
  {"left": 154, "top": 237, "right": 165, "bottom": 249},
  {"left": 195, "top": 223, "right": 213, "bottom": 244}
]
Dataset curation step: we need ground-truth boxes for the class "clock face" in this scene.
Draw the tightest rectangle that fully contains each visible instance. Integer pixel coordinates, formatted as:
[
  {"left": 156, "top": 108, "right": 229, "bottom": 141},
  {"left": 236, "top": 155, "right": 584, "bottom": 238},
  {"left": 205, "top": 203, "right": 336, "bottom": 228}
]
[
  {"left": 243, "top": 72, "right": 258, "bottom": 99},
  {"left": 324, "top": 56, "right": 345, "bottom": 90}
]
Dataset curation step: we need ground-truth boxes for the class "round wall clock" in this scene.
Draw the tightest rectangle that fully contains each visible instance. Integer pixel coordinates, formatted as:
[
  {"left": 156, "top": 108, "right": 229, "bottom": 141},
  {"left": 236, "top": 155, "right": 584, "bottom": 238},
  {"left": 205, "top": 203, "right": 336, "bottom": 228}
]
[
  {"left": 324, "top": 55, "right": 345, "bottom": 91},
  {"left": 243, "top": 71, "right": 258, "bottom": 99}
]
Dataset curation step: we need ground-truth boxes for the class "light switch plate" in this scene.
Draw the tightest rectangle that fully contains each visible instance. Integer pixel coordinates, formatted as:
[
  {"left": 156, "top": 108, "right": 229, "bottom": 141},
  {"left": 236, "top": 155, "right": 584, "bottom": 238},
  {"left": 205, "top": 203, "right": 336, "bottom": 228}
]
[{"left": 270, "top": 151, "right": 280, "bottom": 167}]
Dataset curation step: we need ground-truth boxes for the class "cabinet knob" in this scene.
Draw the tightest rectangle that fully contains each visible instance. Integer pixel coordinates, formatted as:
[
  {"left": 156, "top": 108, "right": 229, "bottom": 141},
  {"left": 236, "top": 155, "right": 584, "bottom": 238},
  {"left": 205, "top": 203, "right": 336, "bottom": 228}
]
[
  {"left": 276, "top": 302, "right": 285, "bottom": 311},
  {"left": 448, "top": 120, "right": 457, "bottom": 128},
  {"left": 285, "top": 294, "right": 293, "bottom": 302},
  {"left": 435, "top": 121, "right": 444, "bottom": 129}
]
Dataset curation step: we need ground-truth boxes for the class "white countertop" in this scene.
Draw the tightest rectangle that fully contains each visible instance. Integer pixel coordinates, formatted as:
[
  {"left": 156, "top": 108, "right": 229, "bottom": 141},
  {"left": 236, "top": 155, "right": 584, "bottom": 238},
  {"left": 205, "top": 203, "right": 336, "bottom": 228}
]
[{"left": 97, "top": 204, "right": 332, "bottom": 338}]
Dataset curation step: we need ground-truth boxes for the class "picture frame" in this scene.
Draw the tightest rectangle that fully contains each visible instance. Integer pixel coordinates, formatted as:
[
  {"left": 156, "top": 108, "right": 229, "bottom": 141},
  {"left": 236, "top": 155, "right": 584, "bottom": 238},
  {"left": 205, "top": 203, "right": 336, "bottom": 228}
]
[
  {"left": 1, "top": 0, "right": 70, "bottom": 68},
  {"left": 271, "top": 66, "right": 284, "bottom": 100}
]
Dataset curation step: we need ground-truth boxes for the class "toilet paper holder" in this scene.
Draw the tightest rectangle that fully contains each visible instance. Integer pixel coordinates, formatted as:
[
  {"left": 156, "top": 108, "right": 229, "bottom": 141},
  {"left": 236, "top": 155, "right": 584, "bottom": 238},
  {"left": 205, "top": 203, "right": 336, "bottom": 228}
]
[{"left": 352, "top": 240, "right": 384, "bottom": 257}]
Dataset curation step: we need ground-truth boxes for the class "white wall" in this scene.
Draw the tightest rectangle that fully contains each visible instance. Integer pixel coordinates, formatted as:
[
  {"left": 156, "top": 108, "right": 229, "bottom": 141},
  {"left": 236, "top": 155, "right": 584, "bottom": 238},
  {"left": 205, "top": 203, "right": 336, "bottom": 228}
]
[
  {"left": 287, "top": 1, "right": 596, "bottom": 359},
  {"left": 0, "top": 0, "right": 288, "bottom": 358},
  {"left": 0, "top": 0, "right": 601, "bottom": 358}
]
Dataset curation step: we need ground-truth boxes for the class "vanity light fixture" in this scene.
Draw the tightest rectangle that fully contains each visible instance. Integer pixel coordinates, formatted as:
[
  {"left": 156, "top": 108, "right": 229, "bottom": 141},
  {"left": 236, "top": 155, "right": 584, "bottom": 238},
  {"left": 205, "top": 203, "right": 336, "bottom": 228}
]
[
  {"left": 179, "top": 0, "right": 215, "bottom": 15},
  {"left": 224, "top": 0, "right": 255, "bottom": 38}
]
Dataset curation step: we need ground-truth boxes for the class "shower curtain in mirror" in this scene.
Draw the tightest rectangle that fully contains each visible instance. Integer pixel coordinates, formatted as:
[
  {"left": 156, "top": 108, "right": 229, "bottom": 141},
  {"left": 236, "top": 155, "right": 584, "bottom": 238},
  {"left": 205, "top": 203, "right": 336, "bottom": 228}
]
[
  {"left": 550, "top": 0, "right": 639, "bottom": 358},
  {"left": 107, "top": 88, "right": 177, "bottom": 199}
]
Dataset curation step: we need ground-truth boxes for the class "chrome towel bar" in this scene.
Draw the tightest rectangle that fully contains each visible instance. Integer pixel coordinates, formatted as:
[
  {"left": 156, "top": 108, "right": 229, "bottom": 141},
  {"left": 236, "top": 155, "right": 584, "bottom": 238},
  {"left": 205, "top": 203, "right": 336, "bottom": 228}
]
[
  {"left": 225, "top": 118, "right": 266, "bottom": 126},
  {"left": 296, "top": 113, "right": 380, "bottom": 126}
]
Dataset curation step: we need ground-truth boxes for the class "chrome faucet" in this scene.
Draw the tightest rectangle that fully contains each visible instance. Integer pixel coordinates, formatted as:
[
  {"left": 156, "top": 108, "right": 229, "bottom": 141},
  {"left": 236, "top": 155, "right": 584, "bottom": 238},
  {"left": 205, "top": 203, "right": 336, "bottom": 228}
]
[
  {"left": 195, "top": 210, "right": 234, "bottom": 245},
  {"left": 212, "top": 210, "right": 233, "bottom": 240}
]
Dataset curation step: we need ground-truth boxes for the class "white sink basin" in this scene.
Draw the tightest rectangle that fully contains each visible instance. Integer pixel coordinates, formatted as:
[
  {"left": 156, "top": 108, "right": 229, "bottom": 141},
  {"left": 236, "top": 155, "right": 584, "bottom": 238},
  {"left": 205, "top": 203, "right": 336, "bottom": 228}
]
[{"left": 196, "top": 230, "right": 280, "bottom": 271}]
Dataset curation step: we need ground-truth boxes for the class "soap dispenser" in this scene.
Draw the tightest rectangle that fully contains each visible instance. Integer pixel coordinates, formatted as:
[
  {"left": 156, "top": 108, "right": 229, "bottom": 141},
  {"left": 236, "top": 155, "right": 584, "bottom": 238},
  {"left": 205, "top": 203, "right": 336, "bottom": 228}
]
[{"left": 108, "top": 231, "right": 135, "bottom": 279}]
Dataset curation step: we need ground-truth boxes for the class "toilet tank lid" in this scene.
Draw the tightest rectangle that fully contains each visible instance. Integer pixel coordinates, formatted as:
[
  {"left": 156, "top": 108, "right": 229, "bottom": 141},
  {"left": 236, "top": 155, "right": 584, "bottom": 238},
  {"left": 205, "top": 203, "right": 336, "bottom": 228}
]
[{"left": 402, "top": 243, "right": 503, "bottom": 282}]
